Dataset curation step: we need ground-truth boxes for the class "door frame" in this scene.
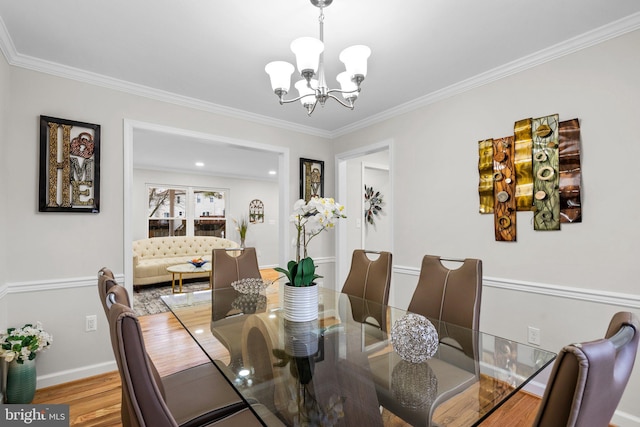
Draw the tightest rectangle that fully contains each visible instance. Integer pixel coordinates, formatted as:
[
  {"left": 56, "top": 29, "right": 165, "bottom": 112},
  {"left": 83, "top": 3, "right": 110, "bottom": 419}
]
[
  {"left": 335, "top": 138, "right": 394, "bottom": 289},
  {"left": 123, "top": 119, "right": 290, "bottom": 293}
]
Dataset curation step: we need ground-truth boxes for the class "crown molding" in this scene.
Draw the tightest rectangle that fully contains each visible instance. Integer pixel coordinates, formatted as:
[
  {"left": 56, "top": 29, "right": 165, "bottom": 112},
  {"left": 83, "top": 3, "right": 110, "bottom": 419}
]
[
  {"left": 2, "top": 13, "right": 640, "bottom": 139},
  {"left": 0, "top": 16, "right": 332, "bottom": 139}
]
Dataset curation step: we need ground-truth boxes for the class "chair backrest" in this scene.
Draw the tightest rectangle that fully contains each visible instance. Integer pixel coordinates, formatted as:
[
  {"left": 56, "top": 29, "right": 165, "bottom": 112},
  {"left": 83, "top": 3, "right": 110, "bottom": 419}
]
[
  {"left": 407, "top": 255, "right": 482, "bottom": 330},
  {"left": 98, "top": 267, "right": 131, "bottom": 315},
  {"left": 101, "top": 273, "right": 167, "bottom": 427},
  {"left": 533, "top": 311, "right": 640, "bottom": 427},
  {"left": 212, "top": 247, "right": 261, "bottom": 290},
  {"left": 108, "top": 301, "right": 177, "bottom": 427},
  {"left": 341, "top": 250, "right": 392, "bottom": 306}
]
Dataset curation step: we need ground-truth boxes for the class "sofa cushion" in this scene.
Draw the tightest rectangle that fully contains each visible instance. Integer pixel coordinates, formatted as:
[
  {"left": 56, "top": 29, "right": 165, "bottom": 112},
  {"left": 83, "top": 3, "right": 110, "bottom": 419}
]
[
  {"left": 132, "top": 236, "right": 239, "bottom": 286},
  {"left": 133, "top": 236, "right": 237, "bottom": 261}
]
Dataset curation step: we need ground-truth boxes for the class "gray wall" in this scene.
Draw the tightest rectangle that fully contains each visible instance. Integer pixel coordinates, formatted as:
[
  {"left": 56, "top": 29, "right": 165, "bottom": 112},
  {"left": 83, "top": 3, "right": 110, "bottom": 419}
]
[
  {"left": 1, "top": 25, "right": 639, "bottom": 426},
  {"left": 0, "top": 64, "right": 333, "bottom": 387},
  {"left": 335, "top": 29, "right": 640, "bottom": 425}
]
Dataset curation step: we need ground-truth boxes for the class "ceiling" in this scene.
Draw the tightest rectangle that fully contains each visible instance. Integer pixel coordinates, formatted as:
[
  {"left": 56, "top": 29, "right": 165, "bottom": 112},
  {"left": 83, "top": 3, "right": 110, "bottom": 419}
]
[
  {"left": 1, "top": 1, "right": 640, "bottom": 177},
  {"left": 132, "top": 127, "right": 280, "bottom": 181}
]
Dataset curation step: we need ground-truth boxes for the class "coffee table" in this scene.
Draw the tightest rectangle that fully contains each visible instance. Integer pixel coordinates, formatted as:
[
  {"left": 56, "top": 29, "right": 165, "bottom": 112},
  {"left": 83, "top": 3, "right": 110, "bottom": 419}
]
[{"left": 166, "top": 263, "right": 212, "bottom": 293}]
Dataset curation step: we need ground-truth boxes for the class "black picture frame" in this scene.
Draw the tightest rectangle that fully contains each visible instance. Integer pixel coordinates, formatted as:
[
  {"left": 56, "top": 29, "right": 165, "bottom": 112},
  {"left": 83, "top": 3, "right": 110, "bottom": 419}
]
[
  {"left": 299, "top": 158, "right": 324, "bottom": 202},
  {"left": 39, "top": 115, "right": 101, "bottom": 213}
]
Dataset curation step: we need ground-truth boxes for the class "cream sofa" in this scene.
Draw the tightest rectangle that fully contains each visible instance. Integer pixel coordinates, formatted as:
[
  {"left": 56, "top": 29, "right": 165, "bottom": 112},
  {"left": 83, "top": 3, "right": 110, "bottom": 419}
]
[{"left": 132, "top": 236, "right": 239, "bottom": 286}]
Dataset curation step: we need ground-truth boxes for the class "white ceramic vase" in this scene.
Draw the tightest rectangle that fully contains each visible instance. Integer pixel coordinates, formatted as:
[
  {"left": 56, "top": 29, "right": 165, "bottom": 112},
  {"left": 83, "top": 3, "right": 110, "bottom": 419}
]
[
  {"left": 284, "top": 319, "right": 320, "bottom": 357},
  {"left": 283, "top": 283, "right": 319, "bottom": 322}
]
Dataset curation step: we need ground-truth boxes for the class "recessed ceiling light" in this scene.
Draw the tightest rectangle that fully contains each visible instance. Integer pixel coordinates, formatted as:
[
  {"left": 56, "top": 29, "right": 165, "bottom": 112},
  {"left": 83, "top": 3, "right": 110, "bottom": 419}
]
[
  {"left": 195, "top": 162, "right": 204, "bottom": 167},
  {"left": 268, "top": 170, "right": 277, "bottom": 175}
]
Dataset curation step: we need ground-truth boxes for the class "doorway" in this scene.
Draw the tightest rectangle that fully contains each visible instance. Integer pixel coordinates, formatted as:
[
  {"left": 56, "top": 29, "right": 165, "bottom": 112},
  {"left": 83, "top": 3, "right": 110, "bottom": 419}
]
[
  {"left": 336, "top": 139, "right": 393, "bottom": 289},
  {"left": 123, "top": 119, "right": 290, "bottom": 291}
]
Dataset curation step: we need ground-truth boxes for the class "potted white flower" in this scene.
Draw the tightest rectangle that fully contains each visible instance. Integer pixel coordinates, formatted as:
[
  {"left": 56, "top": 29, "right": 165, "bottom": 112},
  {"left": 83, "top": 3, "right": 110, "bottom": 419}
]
[
  {"left": 276, "top": 197, "right": 346, "bottom": 321},
  {"left": 1, "top": 322, "right": 52, "bottom": 403}
]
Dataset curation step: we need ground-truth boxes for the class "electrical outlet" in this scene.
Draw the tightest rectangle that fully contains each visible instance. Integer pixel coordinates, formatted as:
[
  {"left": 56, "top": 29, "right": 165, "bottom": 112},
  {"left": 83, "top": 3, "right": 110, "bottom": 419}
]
[
  {"left": 528, "top": 326, "right": 541, "bottom": 345},
  {"left": 86, "top": 315, "right": 97, "bottom": 332}
]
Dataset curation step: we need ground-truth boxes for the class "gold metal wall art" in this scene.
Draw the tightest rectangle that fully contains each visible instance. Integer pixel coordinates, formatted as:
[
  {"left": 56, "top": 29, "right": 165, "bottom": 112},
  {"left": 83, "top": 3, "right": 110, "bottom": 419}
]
[
  {"left": 478, "top": 139, "right": 494, "bottom": 214},
  {"left": 514, "top": 118, "right": 534, "bottom": 211},
  {"left": 38, "top": 116, "right": 100, "bottom": 213},
  {"left": 477, "top": 114, "right": 581, "bottom": 240}
]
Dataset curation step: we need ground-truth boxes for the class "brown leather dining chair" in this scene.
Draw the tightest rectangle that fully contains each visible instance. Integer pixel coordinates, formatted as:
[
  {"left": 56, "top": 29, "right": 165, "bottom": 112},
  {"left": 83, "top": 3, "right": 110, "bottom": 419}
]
[
  {"left": 407, "top": 255, "right": 483, "bottom": 331},
  {"left": 106, "top": 297, "right": 268, "bottom": 427},
  {"left": 341, "top": 250, "right": 392, "bottom": 332},
  {"left": 369, "top": 255, "right": 483, "bottom": 427},
  {"left": 212, "top": 247, "right": 261, "bottom": 290},
  {"left": 533, "top": 311, "right": 639, "bottom": 427},
  {"left": 98, "top": 268, "right": 256, "bottom": 427}
]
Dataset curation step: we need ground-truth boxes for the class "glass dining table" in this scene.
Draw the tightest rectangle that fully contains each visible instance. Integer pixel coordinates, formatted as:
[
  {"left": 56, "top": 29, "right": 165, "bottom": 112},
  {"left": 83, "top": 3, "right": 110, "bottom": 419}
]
[{"left": 161, "top": 282, "right": 556, "bottom": 427}]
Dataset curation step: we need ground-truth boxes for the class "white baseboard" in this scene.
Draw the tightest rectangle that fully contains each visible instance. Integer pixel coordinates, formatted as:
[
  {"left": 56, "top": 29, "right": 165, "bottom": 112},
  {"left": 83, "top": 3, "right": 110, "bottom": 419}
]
[
  {"left": 612, "top": 411, "right": 640, "bottom": 427},
  {"left": 36, "top": 361, "right": 117, "bottom": 389}
]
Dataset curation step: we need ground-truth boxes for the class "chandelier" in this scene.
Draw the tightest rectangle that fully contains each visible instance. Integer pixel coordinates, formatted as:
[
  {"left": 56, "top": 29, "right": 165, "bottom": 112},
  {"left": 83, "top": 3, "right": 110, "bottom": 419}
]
[{"left": 264, "top": 0, "right": 371, "bottom": 116}]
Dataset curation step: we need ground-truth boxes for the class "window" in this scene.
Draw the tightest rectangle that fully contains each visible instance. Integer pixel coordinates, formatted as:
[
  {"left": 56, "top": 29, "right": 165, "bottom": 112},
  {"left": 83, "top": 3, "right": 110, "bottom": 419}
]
[
  {"left": 193, "top": 189, "right": 226, "bottom": 237},
  {"left": 147, "top": 186, "right": 227, "bottom": 238}
]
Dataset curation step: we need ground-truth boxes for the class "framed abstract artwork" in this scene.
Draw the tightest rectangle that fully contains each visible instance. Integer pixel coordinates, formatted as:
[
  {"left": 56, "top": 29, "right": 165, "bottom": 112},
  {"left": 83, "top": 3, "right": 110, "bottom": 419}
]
[
  {"left": 38, "top": 115, "right": 101, "bottom": 213},
  {"left": 300, "top": 158, "right": 324, "bottom": 202}
]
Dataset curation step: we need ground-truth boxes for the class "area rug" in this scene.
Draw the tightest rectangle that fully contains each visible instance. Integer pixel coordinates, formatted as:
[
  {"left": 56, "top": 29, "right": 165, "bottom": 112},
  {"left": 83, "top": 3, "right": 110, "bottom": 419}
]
[
  {"left": 132, "top": 269, "right": 280, "bottom": 317},
  {"left": 133, "top": 281, "right": 210, "bottom": 316}
]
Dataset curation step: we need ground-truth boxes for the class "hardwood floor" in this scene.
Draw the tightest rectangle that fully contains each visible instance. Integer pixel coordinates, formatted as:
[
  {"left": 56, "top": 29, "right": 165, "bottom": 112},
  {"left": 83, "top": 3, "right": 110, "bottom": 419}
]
[{"left": 33, "top": 269, "right": 543, "bottom": 426}]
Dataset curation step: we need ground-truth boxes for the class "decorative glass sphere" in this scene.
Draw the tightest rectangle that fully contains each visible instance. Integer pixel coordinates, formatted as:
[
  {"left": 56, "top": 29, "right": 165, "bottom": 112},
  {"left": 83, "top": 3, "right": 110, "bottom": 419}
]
[{"left": 391, "top": 313, "right": 439, "bottom": 363}]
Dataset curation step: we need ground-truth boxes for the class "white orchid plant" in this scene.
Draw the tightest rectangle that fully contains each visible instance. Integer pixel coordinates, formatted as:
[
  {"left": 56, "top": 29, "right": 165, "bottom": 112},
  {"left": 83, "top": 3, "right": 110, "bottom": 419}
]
[
  {"left": 0, "top": 322, "right": 52, "bottom": 364},
  {"left": 275, "top": 197, "right": 346, "bottom": 287}
]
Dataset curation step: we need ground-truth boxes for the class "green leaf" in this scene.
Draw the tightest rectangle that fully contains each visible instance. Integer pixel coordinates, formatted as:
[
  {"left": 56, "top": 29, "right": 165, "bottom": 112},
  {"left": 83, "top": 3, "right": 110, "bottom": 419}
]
[
  {"left": 300, "top": 257, "right": 316, "bottom": 285},
  {"left": 274, "top": 266, "right": 291, "bottom": 283}
]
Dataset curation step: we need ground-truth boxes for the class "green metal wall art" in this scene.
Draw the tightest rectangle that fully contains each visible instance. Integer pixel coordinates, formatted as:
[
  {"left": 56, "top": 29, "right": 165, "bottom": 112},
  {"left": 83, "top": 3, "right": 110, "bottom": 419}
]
[
  {"left": 532, "top": 114, "right": 560, "bottom": 231},
  {"left": 477, "top": 114, "right": 582, "bottom": 241}
]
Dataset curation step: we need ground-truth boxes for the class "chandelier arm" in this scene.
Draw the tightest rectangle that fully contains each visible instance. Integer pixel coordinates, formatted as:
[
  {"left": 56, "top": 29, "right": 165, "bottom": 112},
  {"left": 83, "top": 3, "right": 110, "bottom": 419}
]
[
  {"left": 326, "top": 87, "right": 361, "bottom": 97},
  {"left": 326, "top": 93, "right": 355, "bottom": 110},
  {"left": 306, "top": 99, "right": 319, "bottom": 116},
  {"left": 275, "top": 93, "right": 317, "bottom": 105}
]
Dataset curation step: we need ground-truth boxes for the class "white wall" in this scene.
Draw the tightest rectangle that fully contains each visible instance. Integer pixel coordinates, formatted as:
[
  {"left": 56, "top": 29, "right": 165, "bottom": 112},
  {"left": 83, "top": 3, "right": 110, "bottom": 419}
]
[
  {"left": 0, "top": 64, "right": 334, "bottom": 388},
  {"left": 334, "top": 29, "right": 640, "bottom": 424},
  {"left": 133, "top": 168, "right": 280, "bottom": 266}
]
